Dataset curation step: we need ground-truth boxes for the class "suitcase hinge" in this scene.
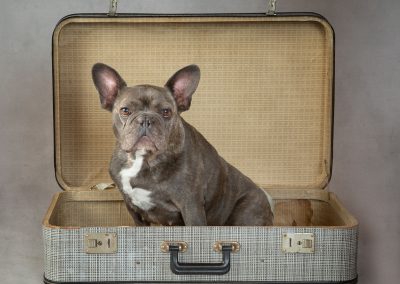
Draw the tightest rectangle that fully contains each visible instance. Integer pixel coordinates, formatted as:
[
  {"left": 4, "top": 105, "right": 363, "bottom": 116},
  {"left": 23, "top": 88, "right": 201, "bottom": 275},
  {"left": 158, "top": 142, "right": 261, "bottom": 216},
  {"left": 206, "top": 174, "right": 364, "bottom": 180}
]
[
  {"left": 267, "top": 0, "right": 277, "bottom": 15},
  {"left": 108, "top": 0, "right": 118, "bottom": 16}
]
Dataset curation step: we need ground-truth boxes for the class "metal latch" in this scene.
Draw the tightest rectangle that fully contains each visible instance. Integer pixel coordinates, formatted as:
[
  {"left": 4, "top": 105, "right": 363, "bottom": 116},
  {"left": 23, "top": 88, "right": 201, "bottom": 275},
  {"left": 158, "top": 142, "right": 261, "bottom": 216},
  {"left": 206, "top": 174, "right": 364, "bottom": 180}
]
[
  {"left": 282, "top": 233, "right": 315, "bottom": 253},
  {"left": 84, "top": 233, "right": 117, "bottom": 254}
]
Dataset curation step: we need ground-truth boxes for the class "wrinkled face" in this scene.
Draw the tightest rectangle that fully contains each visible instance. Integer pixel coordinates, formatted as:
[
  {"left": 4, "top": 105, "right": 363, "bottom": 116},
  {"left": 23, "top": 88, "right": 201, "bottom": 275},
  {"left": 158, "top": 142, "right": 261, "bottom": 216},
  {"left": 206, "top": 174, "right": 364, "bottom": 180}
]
[
  {"left": 112, "top": 85, "right": 180, "bottom": 154},
  {"left": 92, "top": 63, "right": 200, "bottom": 157}
]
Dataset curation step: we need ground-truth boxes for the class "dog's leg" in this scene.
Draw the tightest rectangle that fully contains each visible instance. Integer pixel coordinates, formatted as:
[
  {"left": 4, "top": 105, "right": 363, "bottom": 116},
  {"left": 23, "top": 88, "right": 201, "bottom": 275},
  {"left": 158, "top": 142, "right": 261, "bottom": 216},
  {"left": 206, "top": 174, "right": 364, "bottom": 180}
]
[
  {"left": 126, "top": 205, "right": 150, "bottom": 226},
  {"left": 225, "top": 190, "right": 274, "bottom": 226},
  {"left": 180, "top": 203, "right": 207, "bottom": 226}
]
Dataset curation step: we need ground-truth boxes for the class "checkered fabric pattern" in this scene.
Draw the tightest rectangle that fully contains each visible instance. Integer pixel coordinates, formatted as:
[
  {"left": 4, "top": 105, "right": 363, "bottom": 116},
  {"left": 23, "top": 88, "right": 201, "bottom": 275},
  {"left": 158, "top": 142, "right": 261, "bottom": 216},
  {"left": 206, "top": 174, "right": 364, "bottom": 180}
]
[{"left": 43, "top": 226, "right": 358, "bottom": 282}]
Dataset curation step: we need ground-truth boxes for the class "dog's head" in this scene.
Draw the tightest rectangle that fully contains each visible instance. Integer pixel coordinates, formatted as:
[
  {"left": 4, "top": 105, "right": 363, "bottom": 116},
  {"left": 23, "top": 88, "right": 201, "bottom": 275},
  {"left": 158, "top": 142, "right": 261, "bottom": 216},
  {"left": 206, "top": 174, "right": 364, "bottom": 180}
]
[{"left": 92, "top": 63, "right": 200, "bottom": 157}]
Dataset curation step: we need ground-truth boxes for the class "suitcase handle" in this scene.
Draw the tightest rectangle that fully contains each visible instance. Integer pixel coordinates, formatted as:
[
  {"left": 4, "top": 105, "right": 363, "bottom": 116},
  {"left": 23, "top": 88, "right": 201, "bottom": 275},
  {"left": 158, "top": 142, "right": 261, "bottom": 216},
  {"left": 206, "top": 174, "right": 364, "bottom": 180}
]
[{"left": 168, "top": 244, "right": 232, "bottom": 275}]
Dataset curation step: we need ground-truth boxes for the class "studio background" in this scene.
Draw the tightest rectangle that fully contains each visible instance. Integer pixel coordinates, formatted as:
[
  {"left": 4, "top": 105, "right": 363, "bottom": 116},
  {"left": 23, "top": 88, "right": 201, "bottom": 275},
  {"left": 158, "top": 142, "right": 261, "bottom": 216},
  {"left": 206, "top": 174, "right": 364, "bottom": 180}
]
[{"left": 0, "top": 0, "right": 398, "bottom": 283}]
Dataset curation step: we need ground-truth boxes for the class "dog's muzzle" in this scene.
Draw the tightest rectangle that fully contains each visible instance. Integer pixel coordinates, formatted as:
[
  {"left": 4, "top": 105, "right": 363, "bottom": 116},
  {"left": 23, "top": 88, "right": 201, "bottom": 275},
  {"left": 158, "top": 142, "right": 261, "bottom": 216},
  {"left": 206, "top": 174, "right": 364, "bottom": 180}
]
[{"left": 120, "top": 113, "right": 164, "bottom": 153}]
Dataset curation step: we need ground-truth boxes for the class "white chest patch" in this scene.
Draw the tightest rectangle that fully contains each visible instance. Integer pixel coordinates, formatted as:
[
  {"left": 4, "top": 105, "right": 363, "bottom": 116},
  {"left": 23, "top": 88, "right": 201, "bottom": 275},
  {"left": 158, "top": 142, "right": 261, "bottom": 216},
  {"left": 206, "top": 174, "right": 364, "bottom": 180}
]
[{"left": 120, "top": 150, "right": 155, "bottom": 211}]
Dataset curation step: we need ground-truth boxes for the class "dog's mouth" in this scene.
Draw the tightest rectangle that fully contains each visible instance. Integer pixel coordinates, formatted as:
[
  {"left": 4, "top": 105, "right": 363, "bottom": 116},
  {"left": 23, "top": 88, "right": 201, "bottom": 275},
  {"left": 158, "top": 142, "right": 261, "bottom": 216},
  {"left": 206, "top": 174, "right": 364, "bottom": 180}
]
[
  {"left": 120, "top": 114, "right": 167, "bottom": 155},
  {"left": 134, "top": 135, "right": 157, "bottom": 153},
  {"left": 121, "top": 133, "right": 158, "bottom": 154}
]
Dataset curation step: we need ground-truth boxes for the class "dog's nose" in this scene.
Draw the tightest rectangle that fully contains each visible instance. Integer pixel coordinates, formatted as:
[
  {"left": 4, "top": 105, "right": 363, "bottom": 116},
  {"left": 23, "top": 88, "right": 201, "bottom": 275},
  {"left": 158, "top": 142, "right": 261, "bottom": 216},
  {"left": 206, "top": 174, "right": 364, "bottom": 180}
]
[{"left": 137, "top": 116, "right": 152, "bottom": 128}]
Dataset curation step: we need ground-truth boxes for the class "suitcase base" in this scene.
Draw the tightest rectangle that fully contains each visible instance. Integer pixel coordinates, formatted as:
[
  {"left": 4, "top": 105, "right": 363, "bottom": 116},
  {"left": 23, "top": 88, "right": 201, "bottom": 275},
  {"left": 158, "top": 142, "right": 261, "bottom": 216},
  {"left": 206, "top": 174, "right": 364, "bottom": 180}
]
[
  {"left": 44, "top": 275, "right": 358, "bottom": 284},
  {"left": 43, "top": 190, "right": 358, "bottom": 284}
]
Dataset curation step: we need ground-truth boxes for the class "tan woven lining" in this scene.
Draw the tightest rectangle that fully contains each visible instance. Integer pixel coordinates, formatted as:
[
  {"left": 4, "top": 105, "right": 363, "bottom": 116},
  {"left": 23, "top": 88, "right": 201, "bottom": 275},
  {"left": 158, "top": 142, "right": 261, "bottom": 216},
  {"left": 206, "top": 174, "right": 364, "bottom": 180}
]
[
  {"left": 44, "top": 189, "right": 357, "bottom": 228},
  {"left": 53, "top": 16, "right": 333, "bottom": 191}
]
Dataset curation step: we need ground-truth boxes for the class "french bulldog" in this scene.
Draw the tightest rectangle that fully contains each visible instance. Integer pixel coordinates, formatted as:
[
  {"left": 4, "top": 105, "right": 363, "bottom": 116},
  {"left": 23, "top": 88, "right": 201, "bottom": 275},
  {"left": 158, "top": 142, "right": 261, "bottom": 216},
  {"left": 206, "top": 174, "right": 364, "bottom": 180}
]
[{"left": 92, "top": 63, "right": 274, "bottom": 226}]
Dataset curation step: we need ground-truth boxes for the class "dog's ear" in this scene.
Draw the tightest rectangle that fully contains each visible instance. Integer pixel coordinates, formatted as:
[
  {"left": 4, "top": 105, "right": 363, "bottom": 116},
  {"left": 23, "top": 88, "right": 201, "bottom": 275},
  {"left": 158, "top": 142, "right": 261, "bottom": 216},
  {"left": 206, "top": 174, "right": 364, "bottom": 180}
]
[
  {"left": 165, "top": 65, "right": 200, "bottom": 112},
  {"left": 92, "top": 63, "right": 127, "bottom": 111}
]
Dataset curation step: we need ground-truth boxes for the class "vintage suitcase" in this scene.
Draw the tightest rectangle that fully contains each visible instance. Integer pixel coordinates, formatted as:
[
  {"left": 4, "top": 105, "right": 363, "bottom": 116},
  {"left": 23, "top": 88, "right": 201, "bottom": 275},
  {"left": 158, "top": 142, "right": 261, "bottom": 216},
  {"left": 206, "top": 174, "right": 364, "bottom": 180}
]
[{"left": 42, "top": 11, "right": 358, "bottom": 284}]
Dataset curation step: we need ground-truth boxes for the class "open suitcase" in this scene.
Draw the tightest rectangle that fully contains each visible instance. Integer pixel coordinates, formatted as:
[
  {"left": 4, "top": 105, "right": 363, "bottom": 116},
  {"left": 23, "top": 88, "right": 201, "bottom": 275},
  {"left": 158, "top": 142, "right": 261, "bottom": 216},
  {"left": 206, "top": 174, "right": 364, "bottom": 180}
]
[{"left": 42, "top": 9, "right": 358, "bottom": 284}]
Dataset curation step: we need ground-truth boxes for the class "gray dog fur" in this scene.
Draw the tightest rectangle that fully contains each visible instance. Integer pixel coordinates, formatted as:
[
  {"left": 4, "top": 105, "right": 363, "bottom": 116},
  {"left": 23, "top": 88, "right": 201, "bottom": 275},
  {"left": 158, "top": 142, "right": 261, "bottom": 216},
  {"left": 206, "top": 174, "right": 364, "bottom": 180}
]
[{"left": 92, "top": 63, "right": 273, "bottom": 226}]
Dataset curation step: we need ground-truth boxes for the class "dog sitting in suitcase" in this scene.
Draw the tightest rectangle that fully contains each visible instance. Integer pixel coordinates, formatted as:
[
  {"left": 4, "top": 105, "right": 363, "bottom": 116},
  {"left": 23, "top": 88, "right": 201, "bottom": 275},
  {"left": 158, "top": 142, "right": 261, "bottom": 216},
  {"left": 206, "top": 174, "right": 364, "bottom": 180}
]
[{"left": 92, "top": 63, "right": 274, "bottom": 226}]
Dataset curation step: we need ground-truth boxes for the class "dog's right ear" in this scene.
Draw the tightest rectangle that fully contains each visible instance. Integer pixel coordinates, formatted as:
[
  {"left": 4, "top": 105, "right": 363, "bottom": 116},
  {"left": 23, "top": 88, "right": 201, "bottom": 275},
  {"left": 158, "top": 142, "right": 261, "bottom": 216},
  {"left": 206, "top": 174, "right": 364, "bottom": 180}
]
[{"left": 92, "top": 63, "right": 127, "bottom": 111}]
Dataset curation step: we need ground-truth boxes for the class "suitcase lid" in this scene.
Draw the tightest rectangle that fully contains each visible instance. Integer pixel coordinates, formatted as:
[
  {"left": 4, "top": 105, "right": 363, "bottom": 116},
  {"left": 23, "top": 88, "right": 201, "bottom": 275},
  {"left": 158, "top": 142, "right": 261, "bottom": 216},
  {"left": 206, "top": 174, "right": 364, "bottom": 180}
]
[{"left": 53, "top": 14, "right": 333, "bottom": 191}]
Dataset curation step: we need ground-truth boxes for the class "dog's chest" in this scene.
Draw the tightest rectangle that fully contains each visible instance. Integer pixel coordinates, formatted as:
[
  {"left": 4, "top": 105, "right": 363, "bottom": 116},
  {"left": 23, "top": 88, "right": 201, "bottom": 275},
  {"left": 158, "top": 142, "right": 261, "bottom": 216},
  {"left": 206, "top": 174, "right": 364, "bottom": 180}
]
[
  {"left": 118, "top": 155, "right": 183, "bottom": 225},
  {"left": 119, "top": 155, "right": 155, "bottom": 211}
]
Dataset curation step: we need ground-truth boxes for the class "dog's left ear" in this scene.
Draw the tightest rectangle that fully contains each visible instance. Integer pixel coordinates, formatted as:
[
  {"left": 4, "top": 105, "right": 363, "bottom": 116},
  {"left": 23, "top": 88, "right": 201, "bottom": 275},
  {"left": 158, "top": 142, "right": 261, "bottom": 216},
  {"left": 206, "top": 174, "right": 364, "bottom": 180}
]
[{"left": 165, "top": 65, "right": 200, "bottom": 112}]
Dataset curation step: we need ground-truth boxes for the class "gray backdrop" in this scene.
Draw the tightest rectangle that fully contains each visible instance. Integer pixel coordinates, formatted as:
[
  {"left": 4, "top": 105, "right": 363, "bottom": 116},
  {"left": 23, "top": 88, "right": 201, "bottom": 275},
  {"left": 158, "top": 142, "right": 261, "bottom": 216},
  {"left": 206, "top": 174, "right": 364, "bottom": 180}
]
[{"left": 0, "top": 0, "right": 399, "bottom": 283}]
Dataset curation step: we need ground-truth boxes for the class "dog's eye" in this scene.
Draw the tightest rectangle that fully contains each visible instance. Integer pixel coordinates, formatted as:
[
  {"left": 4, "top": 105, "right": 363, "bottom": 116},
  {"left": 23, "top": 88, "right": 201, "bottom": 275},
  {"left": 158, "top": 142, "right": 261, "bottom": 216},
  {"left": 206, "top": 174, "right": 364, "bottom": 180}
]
[
  {"left": 161, "top": 108, "right": 172, "bottom": 118},
  {"left": 119, "top": 107, "right": 132, "bottom": 117}
]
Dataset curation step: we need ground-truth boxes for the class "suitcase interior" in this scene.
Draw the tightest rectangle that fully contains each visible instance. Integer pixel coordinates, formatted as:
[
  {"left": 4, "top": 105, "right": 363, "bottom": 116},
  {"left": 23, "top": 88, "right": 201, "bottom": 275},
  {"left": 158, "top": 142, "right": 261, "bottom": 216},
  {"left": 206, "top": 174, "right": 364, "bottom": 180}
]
[
  {"left": 45, "top": 190, "right": 357, "bottom": 228},
  {"left": 42, "top": 14, "right": 358, "bottom": 284},
  {"left": 44, "top": 14, "right": 357, "bottom": 230}
]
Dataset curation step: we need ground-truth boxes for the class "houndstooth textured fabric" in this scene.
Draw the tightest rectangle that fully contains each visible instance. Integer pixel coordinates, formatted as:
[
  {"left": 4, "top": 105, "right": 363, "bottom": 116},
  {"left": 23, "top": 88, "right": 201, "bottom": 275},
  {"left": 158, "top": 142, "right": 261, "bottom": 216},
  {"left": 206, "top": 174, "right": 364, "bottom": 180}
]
[{"left": 43, "top": 226, "right": 358, "bottom": 283}]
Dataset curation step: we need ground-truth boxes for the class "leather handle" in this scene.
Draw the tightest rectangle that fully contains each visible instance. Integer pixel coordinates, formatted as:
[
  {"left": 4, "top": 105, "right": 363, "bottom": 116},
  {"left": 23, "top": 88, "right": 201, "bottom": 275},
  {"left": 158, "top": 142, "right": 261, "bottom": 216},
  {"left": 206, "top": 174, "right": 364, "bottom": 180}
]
[{"left": 169, "top": 245, "right": 232, "bottom": 275}]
